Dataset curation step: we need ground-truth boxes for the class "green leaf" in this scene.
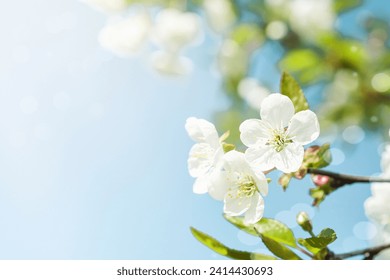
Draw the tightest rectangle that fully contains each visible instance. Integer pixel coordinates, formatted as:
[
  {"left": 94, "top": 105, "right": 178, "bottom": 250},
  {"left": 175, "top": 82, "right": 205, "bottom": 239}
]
[
  {"left": 280, "top": 72, "right": 309, "bottom": 112},
  {"left": 280, "top": 49, "right": 320, "bottom": 72},
  {"left": 224, "top": 216, "right": 297, "bottom": 248},
  {"left": 333, "top": 0, "right": 362, "bottom": 13},
  {"left": 297, "top": 238, "right": 321, "bottom": 255},
  {"left": 230, "top": 23, "right": 264, "bottom": 52},
  {"left": 259, "top": 234, "right": 301, "bottom": 260},
  {"left": 190, "top": 227, "right": 277, "bottom": 260},
  {"left": 302, "top": 228, "right": 337, "bottom": 249}
]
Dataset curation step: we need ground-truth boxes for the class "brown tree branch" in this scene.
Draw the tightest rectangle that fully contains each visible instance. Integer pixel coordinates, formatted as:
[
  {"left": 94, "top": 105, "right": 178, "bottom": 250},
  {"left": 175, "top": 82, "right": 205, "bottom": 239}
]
[
  {"left": 307, "top": 168, "right": 390, "bottom": 189},
  {"left": 335, "top": 243, "right": 390, "bottom": 260}
]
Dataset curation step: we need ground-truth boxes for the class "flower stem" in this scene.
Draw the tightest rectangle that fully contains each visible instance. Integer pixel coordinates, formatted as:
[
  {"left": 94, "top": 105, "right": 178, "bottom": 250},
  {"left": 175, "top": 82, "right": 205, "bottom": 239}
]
[{"left": 297, "top": 246, "right": 314, "bottom": 259}]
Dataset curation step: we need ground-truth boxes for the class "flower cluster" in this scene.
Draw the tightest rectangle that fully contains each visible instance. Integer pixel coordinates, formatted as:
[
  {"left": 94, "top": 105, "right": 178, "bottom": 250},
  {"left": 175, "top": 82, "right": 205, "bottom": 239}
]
[
  {"left": 81, "top": 1, "right": 202, "bottom": 75},
  {"left": 186, "top": 94, "right": 320, "bottom": 224},
  {"left": 264, "top": 0, "right": 335, "bottom": 41}
]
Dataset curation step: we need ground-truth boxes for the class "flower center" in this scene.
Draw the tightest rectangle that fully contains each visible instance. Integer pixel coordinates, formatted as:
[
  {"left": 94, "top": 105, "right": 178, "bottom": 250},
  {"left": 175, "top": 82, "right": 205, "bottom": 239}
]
[
  {"left": 269, "top": 130, "right": 293, "bottom": 152},
  {"left": 237, "top": 175, "right": 257, "bottom": 198}
]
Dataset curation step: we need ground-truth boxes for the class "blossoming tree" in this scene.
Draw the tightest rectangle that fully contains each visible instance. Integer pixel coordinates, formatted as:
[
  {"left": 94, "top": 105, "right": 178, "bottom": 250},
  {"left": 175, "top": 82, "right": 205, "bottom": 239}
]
[{"left": 81, "top": 0, "right": 390, "bottom": 259}]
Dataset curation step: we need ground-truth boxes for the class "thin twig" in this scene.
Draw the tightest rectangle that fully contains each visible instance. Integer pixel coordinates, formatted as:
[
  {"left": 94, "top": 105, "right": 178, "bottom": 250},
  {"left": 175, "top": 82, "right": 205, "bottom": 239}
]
[
  {"left": 297, "top": 246, "right": 314, "bottom": 259},
  {"left": 335, "top": 243, "right": 390, "bottom": 260},
  {"left": 307, "top": 168, "right": 390, "bottom": 189}
]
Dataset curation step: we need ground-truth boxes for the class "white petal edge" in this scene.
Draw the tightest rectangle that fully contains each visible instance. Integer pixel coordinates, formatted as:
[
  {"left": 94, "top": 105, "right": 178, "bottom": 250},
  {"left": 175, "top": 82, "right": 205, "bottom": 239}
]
[
  {"left": 185, "top": 117, "right": 219, "bottom": 148},
  {"left": 187, "top": 143, "right": 215, "bottom": 177},
  {"left": 239, "top": 119, "right": 272, "bottom": 147},
  {"left": 222, "top": 150, "right": 250, "bottom": 174},
  {"left": 287, "top": 110, "right": 320, "bottom": 145},
  {"left": 260, "top": 94, "right": 295, "bottom": 130},
  {"left": 208, "top": 170, "right": 229, "bottom": 201},
  {"left": 224, "top": 190, "right": 252, "bottom": 216},
  {"left": 244, "top": 193, "right": 264, "bottom": 225},
  {"left": 192, "top": 175, "right": 209, "bottom": 194}
]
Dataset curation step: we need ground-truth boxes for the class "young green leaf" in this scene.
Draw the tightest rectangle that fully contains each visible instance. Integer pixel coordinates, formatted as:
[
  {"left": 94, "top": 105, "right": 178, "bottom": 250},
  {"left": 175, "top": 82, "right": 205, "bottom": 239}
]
[
  {"left": 297, "top": 238, "right": 321, "bottom": 255},
  {"left": 280, "top": 72, "right": 309, "bottom": 112},
  {"left": 259, "top": 234, "right": 301, "bottom": 260},
  {"left": 301, "top": 228, "right": 337, "bottom": 249},
  {"left": 224, "top": 216, "right": 297, "bottom": 248},
  {"left": 190, "top": 227, "right": 277, "bottom": 260}
]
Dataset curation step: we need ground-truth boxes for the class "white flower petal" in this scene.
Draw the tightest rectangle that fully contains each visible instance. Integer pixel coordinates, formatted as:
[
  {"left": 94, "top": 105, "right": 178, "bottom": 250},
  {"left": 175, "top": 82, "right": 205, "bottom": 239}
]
[
  {"left": 260, "top": 94, "right": 295, "bottom": 129},
  {"left": 193, "top": 175, "right": 210, "bottom": 194},
  {"left": 245, "top": 145, "right": 276, "bottom": 172},
  {"left": 244, "top": 193, "right": 264, "bottom": 225},
  {"left": 187, "top": 143, "right": 215, "bottom": 177},
  {"left": 153, "top": 9, "right": 201, "bottom": 52},
  {"left": 224, "top": 190, "right": 252, "bottom": 216},
  {"left": 251, "top": 169, "right": 268, "bottom": 196},
  {"left": 185, "top": 117, "right": 219, "bottom": 148},
  {"left": 239, "top": 119, "right": 272, "bottom": 147},
  {"left": 222, "top": 150, "right": 251, "bottom": 174},
  {"left": 287, "top": 110, "right": 320, "bottom": 145},
  {"left": 274, "top": 142, "right": 304, "bottom": 173},
  {"left": 208, "top": 170, "right": 229, "bottom": 201}
]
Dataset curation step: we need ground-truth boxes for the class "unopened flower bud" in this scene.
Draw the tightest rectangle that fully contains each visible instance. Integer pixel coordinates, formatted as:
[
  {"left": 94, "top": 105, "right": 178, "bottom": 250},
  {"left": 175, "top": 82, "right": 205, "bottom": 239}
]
[
  {"left": 312, "top": 174, "right": 330, "bottom": 187},
  {"left": 296, "top": 211, "right": 313, "bottom": 232}
]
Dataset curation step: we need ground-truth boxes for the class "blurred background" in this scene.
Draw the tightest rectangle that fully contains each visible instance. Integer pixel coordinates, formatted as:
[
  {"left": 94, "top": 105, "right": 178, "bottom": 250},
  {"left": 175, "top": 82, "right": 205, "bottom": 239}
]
[{"left": 0, "top": 0, "right": 389, "bottom": 259}]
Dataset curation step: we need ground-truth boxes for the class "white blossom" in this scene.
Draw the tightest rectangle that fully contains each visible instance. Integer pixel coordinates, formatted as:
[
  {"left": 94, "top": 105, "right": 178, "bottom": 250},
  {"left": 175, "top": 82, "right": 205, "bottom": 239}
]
[
  {"left": 150, "top": 51, "right": 193, "bottom": 76},
  {"left": 185, "top": 117, "right": 224, "bottom": 195},
  {"left": 238, "top": 77, "right": 270, "bottom": 111},
  {"left": 152, "top": 9, "right": 202, "bottom": 53},
  {"left": 211, "top": 151, "right": 268, "bottom": 225},
  {"left": 80, "top": 0, "right": 129, "bottom": 14},
  {"left": 365, "top": 182, "right": 390, "bottom": 226},
  {"left": 98, "top": 12, "right": 152, "bottom": 57},
  {"left": 240, "top": 94, "right": 320, "bottom": 173},
  {"left": 288, "top": 0, "right": 335, "bottom": 40},
  {"left": 203, "top": 0, "right": 236, "bottom": 33}
]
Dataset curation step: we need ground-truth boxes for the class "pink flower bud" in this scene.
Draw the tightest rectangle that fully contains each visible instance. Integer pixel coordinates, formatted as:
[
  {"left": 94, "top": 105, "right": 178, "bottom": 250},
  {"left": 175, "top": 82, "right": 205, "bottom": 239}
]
[{"left": 312, "top": 174, "right": 330, "bottom": 186}]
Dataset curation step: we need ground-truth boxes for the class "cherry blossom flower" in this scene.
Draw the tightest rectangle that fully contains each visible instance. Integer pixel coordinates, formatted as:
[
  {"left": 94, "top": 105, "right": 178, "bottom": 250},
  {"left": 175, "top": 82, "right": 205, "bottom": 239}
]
[
  {"left": 211, "top": 151, "right": 268, "bottom": 225},
  {"left": 185, "top": 117, "right": 224, "bottom": 195},
  {"left": 152, "top": 9, "right": 202, "bottom": 53},
  {"left": 289, "top": 0, "right": 335, "bottom": 40},
  {"left": 240, "top": 93, "right": 320, "bottom": 173},
  {"left": 98, "top": 11, "right": 152, "bottom": 57}
]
